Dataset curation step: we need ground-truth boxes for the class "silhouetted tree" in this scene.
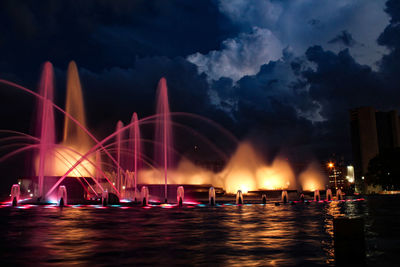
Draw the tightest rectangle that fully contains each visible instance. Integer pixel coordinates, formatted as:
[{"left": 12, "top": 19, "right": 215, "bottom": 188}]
[{"left": 365, "top": 148, "right": 400, "bottom": 190}]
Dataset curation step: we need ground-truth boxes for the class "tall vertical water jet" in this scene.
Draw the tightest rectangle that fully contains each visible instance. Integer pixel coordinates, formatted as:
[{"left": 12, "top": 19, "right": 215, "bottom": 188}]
[
  {"left": 36, "top": 62, "right": 56, "bottom": 200},
  {"left": 129, "top": 112, "right": 141, "bottom": 201},
  {"left": 116, "top": 121, "right": 124, "bottom": 194},
  {"left": 154, "top": 78, "right": 173, "bottom": 203},
  {"left": 63, "top": 61, "right": 91, "bottom": 146},
  {"left": 59, "top": 61, "right": 94, "bottom": 177},
  {"left": 95, "top": 150, "right": 102, "bottom": 193}
]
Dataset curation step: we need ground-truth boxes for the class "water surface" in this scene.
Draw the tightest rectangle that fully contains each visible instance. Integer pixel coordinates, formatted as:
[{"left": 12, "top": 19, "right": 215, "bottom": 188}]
[{"left": 0, "top": 196, "right": 398, "bottom": 266}]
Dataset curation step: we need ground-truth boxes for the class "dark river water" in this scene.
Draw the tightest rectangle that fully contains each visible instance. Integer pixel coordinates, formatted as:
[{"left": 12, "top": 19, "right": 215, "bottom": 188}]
[{"left": 0, "top": 195, "right": 399, "bottom": 266}]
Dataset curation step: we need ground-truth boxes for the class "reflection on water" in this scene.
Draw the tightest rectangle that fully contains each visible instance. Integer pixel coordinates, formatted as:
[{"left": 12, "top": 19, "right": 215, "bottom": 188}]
[{"left": 0, "top": 196, "right": 398, "bottom": 266}]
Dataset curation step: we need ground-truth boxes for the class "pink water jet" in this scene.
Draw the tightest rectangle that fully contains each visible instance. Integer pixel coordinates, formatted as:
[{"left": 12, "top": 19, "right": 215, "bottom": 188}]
[
  {"left": 116, "top": 121, "right": 124, "bottom": 194},
  {"left": 128, "top": 112, "right": 141, "bottom": 201},
  {"left": 36, "top": 62, "right": 56, "bottom": 200},
  {"left": 154, "top": 78, "right": 174, "bottom": 203}
]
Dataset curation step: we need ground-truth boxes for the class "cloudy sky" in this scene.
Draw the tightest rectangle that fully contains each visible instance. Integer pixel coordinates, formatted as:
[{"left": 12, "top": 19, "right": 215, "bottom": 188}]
[{"left": 1, "top": 0, "right": 399, "bottom": 167}]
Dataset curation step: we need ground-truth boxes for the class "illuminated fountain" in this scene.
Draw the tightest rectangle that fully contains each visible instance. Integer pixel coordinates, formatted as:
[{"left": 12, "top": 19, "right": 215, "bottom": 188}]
[
  {"left": 129, "top": 112, "right": 141, "bottom": 202},
  {"left": 0, "top": 60, "right": 334, "bottom": 205},
  {"left": 141, "top": 186, "right": 149, "bottom": 206},
  {"left": 36, "top": 62, "right": 56, "bottom": 200},
  {"left": 59, "top": 61, "right": 94, "bottom": 177},
  {"left": 154, "top": 78, "right": 174, "bottom": 203},
  {"left": 32, "top": 61, "right": 98, "bottom": 201},
  {"left": 326, "top": 189, "right": 333, "bottom": 201},
  {"left": 57, "top": 185, "right": 67, "bottom": 206},
  {"left": 337, "top": 189, "right": 343, "bottom": 200},
  {"left": 209, "top": 187, "right": 216, "bottom": 206},
  {"left": 298, "top": 162, "right": 326, "bottom": 192},
  {"left": 10, "top": 184, "right": 20, "bottom": 206},
  {"left": 262, "top": 194, "right": 267, "bottom": 204},
  {"left": 177, "top": 186, "right": 184, "bottom": 206},
  {"left": 281, "top": 190, "right": 288, "bottom": 203},
  {"left": 314, "top": 190, "right": 321, "bottom": 201},
  {"left": 115, "top": 121, "right": 124, "bottom": 194},
  {"left": 236, "top": 190, "right": 243, "bottom": 204}
]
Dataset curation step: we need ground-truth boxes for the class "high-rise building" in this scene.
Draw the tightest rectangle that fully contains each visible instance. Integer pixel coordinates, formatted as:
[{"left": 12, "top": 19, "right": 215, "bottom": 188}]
[{"left": 349, "top": 107, "right": 400, "bottom": 191}]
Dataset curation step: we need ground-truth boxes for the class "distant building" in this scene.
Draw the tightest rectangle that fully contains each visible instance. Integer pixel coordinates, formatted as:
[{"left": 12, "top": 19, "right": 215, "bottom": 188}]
[
  {"left": 324, "top": 159, "right": 352, "bottom": 192},
  {"left": 349, "top": 107, "right": 400, "bottom": 191}
]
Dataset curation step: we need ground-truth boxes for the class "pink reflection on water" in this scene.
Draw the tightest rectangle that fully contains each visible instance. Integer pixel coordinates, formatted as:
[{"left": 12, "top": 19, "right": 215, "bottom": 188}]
[{"left": 184, "top": 201, "right": 201, "bottom": 205}]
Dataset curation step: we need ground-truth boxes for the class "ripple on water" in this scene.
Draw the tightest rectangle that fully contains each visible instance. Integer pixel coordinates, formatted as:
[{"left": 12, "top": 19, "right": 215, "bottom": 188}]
[{"left": 0, "top": 196, "right": 398, "bottom": 266}]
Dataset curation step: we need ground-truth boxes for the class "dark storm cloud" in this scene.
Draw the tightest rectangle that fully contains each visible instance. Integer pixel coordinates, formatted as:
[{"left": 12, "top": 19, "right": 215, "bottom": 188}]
[
  {"left": 0, "top": 0, "right": 237, "bottom": 83},
  {"left": 74, "top": 56, "right": 233, "bottom": 139},
  {"left": 1, "top": 0, "right": 400, "bottom": 187},
  {"left": 328, "top": 30, "right": 356, "bottom": 47},
  {"left": 205, "top": 0, "right": 400, "bottom": 160},
  {"left": 378, "top": 0, "right": 400, "bottom": 86},
  {"left": 203, "top": 49, "right": 325, "bottom": 160}
]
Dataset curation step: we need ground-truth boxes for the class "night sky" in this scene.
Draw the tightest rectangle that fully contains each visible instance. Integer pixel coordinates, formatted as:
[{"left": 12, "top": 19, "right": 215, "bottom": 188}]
[{"left": 1, "top": 0, "right": 400, "bottom": 183}]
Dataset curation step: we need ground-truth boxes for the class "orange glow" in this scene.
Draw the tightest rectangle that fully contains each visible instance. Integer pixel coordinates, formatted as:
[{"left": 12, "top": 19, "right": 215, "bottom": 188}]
[
  {"left": 328, "top": 162, "right": 334, "bottom": 168},
  {"left": 256, "top": 159, "right": 295, "bottom": 190},
  {"left": 35, "top": 62, "right": 94, "bottom": 178},
  {"left": 224, "top": 170, "right": 256, "bottom": 194},
  {"left": 35, "top": 146, "right": 94, "bottom": 177},
  {"left": 221, "top": 142, "right": 261, "bottom": 193},
  {"left": 299, "top": 162, "right": 327, "bottom": 191},
  {"left": 135, "top": 142, "right": 300, "bottom": 194}
]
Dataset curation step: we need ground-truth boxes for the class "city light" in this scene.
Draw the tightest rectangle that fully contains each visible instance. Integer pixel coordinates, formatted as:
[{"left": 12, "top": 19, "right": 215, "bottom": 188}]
[{"left": 346, "top": 166, "right": 355, "bottom": 183}]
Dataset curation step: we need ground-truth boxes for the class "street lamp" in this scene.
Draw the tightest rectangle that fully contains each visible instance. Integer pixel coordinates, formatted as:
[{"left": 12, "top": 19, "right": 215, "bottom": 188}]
[{"left": 328, "top": 162, "right": 337, "bottom": 189}]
